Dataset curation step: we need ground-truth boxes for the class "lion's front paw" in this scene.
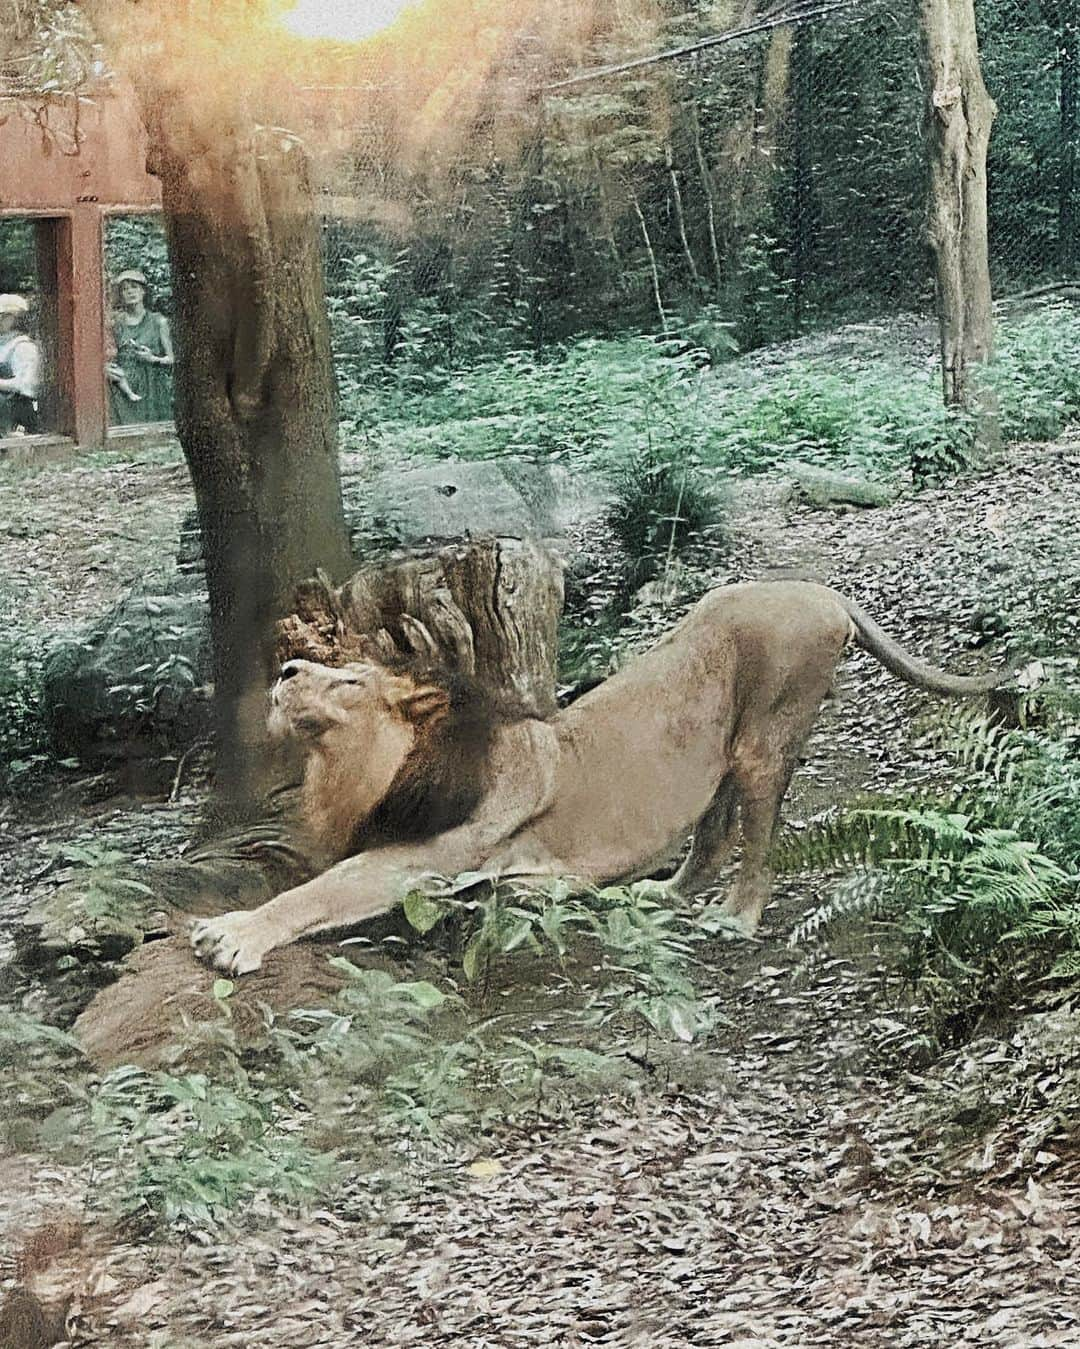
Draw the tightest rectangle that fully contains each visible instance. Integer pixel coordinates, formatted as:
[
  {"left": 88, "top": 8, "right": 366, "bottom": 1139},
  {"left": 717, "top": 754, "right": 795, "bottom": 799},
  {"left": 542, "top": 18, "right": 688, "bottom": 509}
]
[{"left": 190, "top": 911, "right": 270, "bottom": 975}]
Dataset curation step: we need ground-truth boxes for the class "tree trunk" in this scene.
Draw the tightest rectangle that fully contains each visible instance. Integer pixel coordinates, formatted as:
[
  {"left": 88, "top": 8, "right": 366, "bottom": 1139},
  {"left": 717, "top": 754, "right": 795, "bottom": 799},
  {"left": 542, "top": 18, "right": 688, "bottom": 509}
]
[
  {"left": 689, "top": 88, "right": 725, "bottom": 296},
  {"left": 87, "top": 1, "right": 355, "bottom": 822},
  {"left": 163, "top": 138, "right": 353, "bottom": 821},
  {"left": 287, "top": 537, "right": 563, "bottom": 718},
  {"left": 790, "top": 23, "right": 816, "bottom": 333},
  {"left": 666, "top": 145, "right": 704, "bottom": 292},
  {"left": 1060, "top": 3, "right": 1079, "bottom": 272},
  {"left": 631, "top": 193, "right": 668, "bottom": 332},
  {"left": 919, "top": 0, "right": 998, "bottom": 411}
]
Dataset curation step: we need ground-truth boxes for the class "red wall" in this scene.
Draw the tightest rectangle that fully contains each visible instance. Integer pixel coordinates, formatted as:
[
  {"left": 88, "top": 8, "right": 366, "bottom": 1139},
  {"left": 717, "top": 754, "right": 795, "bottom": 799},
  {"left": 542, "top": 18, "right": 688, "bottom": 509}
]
[{"left": 0, "top": 91, "right": 162, "bottom": 448}]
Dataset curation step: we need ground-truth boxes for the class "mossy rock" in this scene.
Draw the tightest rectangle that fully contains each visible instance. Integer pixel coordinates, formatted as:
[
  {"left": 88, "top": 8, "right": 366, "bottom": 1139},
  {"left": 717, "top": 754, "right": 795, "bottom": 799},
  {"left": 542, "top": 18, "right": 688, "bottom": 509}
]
[{"left": 788, "top": 462, "right": 895, "bottom": 510}]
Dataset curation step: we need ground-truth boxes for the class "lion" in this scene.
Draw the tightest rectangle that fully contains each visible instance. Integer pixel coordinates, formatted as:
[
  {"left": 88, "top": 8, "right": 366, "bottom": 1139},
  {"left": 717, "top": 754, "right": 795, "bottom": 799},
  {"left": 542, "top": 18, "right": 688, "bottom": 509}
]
[{"left": 192, "top": 580, "right": 1011, "bottom": 975}]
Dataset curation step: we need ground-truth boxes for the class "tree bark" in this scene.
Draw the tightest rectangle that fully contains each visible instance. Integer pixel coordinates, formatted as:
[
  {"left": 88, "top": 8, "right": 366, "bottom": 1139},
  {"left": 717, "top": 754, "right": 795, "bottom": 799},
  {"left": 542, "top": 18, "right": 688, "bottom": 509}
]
[
  {"left": 666, "top": 145, "right": 704, "bottom": 292},
  {"left": 631, "top": 192, "right": 668, "bottom": 332},
  {"left": 689, "top": 90, "right": 725, "bottom": 296},
  {"left": 919, "top": 0, "right": 998, "bottom": 411},
  {"left": 86, "top": 0, "right": 355, "bottom": 821},
  {"left": 790, "top": 23, "right": 816, "bottom": 333},
  {"left": 288, "top": 537, "right": 563, "bottom": 718}
]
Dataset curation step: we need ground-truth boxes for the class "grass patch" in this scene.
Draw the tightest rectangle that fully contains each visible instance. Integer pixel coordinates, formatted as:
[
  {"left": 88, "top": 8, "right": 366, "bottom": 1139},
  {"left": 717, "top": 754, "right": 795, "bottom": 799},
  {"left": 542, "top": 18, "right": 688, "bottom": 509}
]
[{"left": 345, "top": 307, "right": 1080, "bottom": 491}]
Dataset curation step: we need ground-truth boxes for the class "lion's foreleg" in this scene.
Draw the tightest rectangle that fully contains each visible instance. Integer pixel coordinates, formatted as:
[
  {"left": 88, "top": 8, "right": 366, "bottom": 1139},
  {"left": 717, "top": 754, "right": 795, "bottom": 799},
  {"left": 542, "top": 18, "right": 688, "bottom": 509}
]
[{"left": 190, "top": 840, "right": 481, "bottom": 975}]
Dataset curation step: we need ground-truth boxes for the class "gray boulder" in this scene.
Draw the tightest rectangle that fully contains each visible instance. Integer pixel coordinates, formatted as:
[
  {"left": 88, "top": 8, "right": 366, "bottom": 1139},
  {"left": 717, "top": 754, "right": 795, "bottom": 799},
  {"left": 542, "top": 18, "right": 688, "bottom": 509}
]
[
  {"left": 788, "top": 462, "right": 894, "bottom": 510},
  {"left": 345, "top": 458, "right": 562, "bottom": 554}
]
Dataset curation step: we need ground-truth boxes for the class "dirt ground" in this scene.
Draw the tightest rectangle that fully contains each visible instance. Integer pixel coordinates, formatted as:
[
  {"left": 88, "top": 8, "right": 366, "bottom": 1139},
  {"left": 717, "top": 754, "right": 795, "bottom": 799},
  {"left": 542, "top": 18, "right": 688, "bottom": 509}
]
[{"left": 1, "top": 435, "right": 1079, "bottom": 1346}]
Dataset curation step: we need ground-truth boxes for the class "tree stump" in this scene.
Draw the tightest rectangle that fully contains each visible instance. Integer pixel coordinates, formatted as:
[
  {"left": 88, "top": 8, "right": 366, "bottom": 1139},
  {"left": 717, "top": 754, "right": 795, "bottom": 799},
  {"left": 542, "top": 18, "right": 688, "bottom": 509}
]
[
  {"left": 24, "top": 537, "right": 563, "bottom": 1064},
  {"left": 283, "top": 535, "right": 563, "bottom": 717}
]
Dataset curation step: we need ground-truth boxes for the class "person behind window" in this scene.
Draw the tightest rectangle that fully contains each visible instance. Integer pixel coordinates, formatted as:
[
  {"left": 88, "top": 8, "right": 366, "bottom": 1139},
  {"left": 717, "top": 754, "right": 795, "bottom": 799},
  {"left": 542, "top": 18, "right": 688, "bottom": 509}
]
[
  {"left": 107, "top": 268, "right": 174, "bottom": 425},
  {"left": 0, "top": 293, "right": 41, "bottom": 435}
]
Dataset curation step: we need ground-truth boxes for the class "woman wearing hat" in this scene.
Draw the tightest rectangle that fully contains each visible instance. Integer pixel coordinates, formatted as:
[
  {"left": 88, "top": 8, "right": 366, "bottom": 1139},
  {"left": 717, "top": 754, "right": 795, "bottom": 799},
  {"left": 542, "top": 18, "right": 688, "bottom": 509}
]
[
  {"left": 0, "top": 293, "right": 41, "bottom": 435},
  {"left": 108, "top": 268, "right": 174, "bottom": 425}
]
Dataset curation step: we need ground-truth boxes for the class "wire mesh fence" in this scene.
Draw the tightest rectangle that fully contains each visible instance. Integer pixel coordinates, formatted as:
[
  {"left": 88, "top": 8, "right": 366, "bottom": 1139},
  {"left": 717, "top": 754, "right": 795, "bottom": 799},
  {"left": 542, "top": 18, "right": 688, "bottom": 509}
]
[{"left": 317, "top": 0, "right": 1080, "bottom": 379}]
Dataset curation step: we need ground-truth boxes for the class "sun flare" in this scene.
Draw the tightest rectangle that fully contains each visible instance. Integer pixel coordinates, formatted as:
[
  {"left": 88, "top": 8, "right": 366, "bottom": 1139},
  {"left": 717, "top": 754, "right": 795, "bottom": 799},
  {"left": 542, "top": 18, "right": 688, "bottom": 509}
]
[{"left": 279, "top": 0, "right": 421, "bottom": 43}]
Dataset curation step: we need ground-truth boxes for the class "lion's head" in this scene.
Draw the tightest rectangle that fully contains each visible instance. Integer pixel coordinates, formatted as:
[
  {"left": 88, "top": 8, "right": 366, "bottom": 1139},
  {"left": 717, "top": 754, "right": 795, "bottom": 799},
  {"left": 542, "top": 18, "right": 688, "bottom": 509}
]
[{"left": 269, "top": 657, "right": 497, "bottom": 859}]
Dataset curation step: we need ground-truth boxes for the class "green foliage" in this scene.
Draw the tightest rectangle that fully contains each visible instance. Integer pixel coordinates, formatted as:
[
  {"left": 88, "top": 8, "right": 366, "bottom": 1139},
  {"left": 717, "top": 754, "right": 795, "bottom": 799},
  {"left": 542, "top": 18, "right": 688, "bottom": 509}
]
[
  {"left": 271, "top": 962, "right": 450, "bottom": 1091},
  {"left": 785, "top": 682, "right": 1080, "bottom": 1045},
  {"left": 0, "top": 217, "right": 37, "bottom": 294},
  {"left": 402, "top": 876, "right": 715, "bottom": 1047},
  {"left": 349, "top": 306, "right": 1080, "bottom": 531},
  {"left": 905, "top": 409, "right": 978, "bottom": 487},
  {"left": 981, "top": 306, "right": 1080, "bottom": 443},
  {"left": 0, "top": 1012, "right": 86, "bottom": 1152},
  {"left": 0, "top": 636, "right": 52, "bottom": 790},
  {"left": 88, "top": 1060, "right": 335, "bottom": 1232},
  {"left": 606, "top": 448, "right": 723, "bottom": 588}
]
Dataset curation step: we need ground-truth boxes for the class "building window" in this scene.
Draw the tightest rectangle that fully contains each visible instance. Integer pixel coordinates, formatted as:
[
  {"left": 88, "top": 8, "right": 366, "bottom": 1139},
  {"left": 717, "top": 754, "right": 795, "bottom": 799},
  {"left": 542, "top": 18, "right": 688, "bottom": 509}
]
[
  {"left": 104, "top": 213, "right": 175, "bottom": 429},
  {"left": 0, "top": 215, "right": 63, "bottom": 440}
]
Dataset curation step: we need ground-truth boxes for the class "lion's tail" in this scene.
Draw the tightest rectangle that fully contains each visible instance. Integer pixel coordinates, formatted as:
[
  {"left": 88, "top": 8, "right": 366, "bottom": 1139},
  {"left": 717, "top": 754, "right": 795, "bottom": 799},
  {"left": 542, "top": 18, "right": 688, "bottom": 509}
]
[{"left": 833, "top": 590, "right": 1015, "bottom": 696}]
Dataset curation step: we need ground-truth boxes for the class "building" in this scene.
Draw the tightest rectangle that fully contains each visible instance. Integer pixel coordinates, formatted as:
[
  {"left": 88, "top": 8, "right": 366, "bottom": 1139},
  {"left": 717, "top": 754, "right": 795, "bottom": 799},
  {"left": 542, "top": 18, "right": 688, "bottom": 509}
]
[{"left": 0, "top": 89, "right": 166, "bottom": 458}]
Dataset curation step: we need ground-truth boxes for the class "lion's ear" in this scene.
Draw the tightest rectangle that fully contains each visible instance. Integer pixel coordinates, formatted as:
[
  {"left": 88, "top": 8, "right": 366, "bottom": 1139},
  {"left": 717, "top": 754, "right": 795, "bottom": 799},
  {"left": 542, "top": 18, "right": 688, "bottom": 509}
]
[{"left": 394, "top": 683, "right": 451, "bottom": 725}]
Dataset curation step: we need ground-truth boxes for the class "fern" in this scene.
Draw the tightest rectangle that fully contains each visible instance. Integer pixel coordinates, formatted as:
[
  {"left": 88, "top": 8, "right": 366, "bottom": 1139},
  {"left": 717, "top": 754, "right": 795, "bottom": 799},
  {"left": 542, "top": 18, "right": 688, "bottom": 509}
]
[
  {"left": 776, "top": 802, "right": 973, "bottom": 875},
  {"left": 787, "top": 870, "right": 894, "bottom": 948}
]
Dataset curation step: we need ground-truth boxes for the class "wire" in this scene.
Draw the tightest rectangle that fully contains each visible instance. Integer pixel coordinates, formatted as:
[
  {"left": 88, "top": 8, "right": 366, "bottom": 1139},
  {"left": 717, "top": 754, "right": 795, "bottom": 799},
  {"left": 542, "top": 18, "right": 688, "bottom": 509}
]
[{"left": 544, "top": 0, "right": 867, "bottom": 92}]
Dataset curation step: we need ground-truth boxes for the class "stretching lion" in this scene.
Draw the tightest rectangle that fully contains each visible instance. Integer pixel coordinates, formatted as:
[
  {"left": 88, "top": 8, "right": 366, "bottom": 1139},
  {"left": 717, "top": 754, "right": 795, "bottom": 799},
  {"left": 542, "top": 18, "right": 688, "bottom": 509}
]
[{"left": 192, "top": 581, "right": 1010, "bottom": 975}]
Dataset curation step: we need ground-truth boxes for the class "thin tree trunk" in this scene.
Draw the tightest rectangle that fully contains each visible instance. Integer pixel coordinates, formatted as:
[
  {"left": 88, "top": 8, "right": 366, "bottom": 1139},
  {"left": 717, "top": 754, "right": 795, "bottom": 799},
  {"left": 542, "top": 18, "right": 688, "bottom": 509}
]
[
  {"left": 689, "top": 53, "right": 725, "bottom": 296},
  {"left": 791, "top": 23, "right": 816, "bottom": 333},
  {"left": 666, "top": 145, "right": 704, "bottom": 291},
  {"left": 692, "top": 112, "right": 724, "bottom": 296},
  {"left": 1060, "top": 4, "right": 1079, "bottom": 272},
  {"left": 631, "top": 192, "right": 668, "bottom": 332},
  {"left": 919, "top": 0, "right": 998, "bottom": 413}
]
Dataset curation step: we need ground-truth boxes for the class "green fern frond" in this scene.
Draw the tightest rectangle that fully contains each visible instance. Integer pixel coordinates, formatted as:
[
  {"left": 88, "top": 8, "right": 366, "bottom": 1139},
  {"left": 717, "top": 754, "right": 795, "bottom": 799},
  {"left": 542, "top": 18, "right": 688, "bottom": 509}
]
[
  {"left": 787, "top": 871, "right": 895, "bottom": 949},
  {"left": 776, "top": 802, "right": 973, "bottom": 876}
]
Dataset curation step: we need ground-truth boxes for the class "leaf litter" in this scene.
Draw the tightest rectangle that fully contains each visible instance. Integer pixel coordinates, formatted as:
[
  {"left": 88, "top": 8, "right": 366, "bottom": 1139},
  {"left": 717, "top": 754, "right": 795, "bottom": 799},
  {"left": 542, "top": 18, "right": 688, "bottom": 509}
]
[{"left": 1, "top": 436, "right": 1080, "bottom": 1345}]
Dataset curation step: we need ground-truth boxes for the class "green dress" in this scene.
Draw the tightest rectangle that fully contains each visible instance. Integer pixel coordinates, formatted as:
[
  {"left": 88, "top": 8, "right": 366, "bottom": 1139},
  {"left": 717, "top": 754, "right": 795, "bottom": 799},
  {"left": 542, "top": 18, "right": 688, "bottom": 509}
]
[{"left": 109, "top": 310, "right": 174, "bottom": 425}]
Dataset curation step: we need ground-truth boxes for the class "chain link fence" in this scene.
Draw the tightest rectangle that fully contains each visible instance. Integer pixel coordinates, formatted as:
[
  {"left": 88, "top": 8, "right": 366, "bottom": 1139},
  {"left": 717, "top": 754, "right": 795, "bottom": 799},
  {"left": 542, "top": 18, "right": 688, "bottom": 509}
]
[{"left": 317, "top": 0, "right": 1080, "bottom": 380}]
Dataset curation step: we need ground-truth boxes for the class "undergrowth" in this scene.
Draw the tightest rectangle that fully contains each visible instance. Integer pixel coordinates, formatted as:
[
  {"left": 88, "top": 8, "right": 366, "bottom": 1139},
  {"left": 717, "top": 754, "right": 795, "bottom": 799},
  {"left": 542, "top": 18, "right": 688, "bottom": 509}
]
[
  {"left": 345, "top": 307, "right": 1080, "bottom": 491},
  {"left": 0, "top": 636, "right": 52, "bottom": 791},
  {"left": 784, "top": 680, "right": 1080, "bottom": 1049},
  {"left": 0, "top": 882, "right": 716, "bottom": 1238}
]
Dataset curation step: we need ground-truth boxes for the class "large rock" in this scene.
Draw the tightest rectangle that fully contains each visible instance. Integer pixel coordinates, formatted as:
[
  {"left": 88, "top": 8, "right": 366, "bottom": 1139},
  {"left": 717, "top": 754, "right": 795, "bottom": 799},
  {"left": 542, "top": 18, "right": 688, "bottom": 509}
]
[
  {"left": 41, "top": 570, "right": 210, "bottom": 757},
  {"left": 788, "top": 462, "right": 894, "bottom": 510},
  {"left": 178, "top": 458, "right": 601, "bottom": 572},
  {"left": 346, "top": 458, "right": 562, "bottom": 553}
]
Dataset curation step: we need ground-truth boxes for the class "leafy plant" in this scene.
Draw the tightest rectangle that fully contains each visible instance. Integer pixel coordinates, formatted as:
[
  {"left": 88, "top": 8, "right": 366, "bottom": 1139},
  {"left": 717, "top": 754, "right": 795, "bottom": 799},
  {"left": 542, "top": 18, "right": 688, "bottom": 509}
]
[
  {"left": 606, "top": 448, "right": 722, "bottom": 590},
  {"left": 0, "top": 636, "right": 52, "bottom": 789},
  {"left": 87, "top": 1060, "right": 336, "bottom": 1232},
  {"left": 402, "top": 876, "right": 715, "bottom": 1046},
  {"left": 0, "top": 1012, "right": 87, "bottom": 1152}
]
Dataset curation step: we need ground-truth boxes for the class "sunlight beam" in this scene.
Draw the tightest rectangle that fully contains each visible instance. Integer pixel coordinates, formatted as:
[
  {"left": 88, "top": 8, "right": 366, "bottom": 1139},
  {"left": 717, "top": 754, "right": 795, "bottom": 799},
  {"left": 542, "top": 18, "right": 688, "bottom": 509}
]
[{"left": 279, "top": 0, "right": 421, "bottom": 43}]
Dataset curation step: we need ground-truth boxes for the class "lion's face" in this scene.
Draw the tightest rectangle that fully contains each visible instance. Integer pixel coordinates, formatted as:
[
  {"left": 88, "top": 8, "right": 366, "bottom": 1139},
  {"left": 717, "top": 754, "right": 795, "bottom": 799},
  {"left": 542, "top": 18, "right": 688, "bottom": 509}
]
[
  {"left": 269, "top": 657, "right": 457, "bottom": 855},
  {"left": 270, "top": 656, "right": 449, "bottom": 738}
]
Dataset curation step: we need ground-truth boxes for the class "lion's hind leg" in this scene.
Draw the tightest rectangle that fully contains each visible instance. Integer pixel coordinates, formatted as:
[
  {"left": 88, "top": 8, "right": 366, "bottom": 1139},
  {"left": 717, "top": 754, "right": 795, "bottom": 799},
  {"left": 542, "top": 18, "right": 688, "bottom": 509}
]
[
  {"left": 716, "top": 759, "right": 796, "bottom": 938},
  {"left": 668, "top": 775, "right": 739, "bottom": 898}
]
